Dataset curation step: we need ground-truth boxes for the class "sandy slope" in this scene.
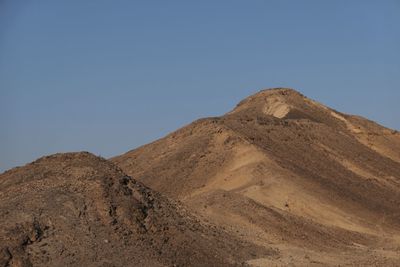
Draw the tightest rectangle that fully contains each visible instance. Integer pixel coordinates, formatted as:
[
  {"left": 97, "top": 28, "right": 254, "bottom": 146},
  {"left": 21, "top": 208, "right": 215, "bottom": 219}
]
[{"left": 113, "top": 88, "right": 400, "bottom": 266}]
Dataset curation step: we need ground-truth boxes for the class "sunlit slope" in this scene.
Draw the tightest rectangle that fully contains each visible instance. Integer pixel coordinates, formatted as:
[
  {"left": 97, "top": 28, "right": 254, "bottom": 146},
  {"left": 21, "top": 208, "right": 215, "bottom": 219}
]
[{"left": 113, "top": 88, "right": 400, "bottom": 266}]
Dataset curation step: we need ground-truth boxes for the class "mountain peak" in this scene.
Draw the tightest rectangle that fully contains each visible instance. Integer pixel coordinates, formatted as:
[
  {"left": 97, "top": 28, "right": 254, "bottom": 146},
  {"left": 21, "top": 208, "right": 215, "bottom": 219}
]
[
  {"left": 230, "top": 87, "right": 307, "bottom": 118},
  {"left": 258, "top": 87, "right": 303, "bottom": 95},
  {"left": 112, "top": 87, "right": 400, "bottom": 266}
]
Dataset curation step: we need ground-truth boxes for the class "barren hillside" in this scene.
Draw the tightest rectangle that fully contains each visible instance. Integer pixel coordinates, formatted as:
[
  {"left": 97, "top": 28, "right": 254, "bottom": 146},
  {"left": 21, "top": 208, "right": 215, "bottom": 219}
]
[
  {"left": 113, "top": 88, "right": 400, "bottom": 266},
  {"left": 0, "top": 152, "right": 271, "bottom": 267}
]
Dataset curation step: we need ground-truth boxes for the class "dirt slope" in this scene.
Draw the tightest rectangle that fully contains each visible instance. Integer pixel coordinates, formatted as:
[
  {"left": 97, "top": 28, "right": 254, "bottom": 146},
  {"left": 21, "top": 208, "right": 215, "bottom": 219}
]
[
  {"left": 0, "top": 152, "right": 272, "bottom": 267},
  {"left": 113, "top": 88, "right": 400, "bottom": 266}
]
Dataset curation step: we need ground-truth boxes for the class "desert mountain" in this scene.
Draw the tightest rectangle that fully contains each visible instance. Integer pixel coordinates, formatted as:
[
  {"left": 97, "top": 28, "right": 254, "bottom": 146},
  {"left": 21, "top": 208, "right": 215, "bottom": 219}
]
[
  {"left": 113, "top": 88, "right": 400, "bottom": 266},
  {"left": 0, "top": 152, "right": 272, "bottom": 267}
]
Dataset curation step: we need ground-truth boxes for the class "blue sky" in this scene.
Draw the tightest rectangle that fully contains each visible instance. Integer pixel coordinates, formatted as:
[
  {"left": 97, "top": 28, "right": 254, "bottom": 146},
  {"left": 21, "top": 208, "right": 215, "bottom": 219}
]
[{"left": 1, "top": 0, "right": 399, "bottom": 171}]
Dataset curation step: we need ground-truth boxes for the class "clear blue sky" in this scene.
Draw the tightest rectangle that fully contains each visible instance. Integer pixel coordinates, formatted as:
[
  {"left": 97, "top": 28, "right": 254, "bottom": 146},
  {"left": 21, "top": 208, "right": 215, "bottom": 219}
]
[{"left": 1, "top": 0, "right": 399, "bottom": 172}]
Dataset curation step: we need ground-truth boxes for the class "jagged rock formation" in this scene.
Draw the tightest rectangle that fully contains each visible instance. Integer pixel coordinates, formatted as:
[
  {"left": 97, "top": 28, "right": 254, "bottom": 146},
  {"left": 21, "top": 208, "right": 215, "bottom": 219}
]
[
  {"left": 0, "top": 152, "right": 272, "bottom": 267},
  {"left": 113, "top": 88, "right": 400, "bottom": 266}
]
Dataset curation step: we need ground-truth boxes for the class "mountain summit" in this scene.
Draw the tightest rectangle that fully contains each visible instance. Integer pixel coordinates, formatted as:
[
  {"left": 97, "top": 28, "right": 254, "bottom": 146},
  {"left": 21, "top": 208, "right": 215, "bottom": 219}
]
[
  {"left": 113, "top": 88, "right": 400, "bottom": 266},
  {"left": 230, "top": 88, "right": 306, "bottom": 118}
]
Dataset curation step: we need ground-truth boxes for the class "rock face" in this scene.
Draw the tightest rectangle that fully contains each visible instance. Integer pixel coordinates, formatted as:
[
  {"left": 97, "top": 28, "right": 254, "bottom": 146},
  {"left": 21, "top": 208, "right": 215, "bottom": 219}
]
[
  {"left": 0, "top": 152, "right": 271, "bottom": 267},
  {"left": 113, "top": 88, "right": 400, "bottom": 266}
]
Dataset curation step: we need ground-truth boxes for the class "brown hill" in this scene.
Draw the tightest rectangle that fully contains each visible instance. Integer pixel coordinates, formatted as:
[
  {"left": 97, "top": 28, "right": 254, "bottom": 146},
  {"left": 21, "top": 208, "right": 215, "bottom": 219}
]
[
  {"left": 113, "top": 88, "right": 400, "bottom": 266},
  {"left": 0, "top": 152, "right": 272, "bottom": 267}
]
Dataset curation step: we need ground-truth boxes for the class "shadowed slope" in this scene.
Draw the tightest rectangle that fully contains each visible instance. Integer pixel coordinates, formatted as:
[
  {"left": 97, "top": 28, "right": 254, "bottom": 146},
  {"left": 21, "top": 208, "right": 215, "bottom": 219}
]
[
  {"left": 113, "top": 88, "right": 400, "bottom": 266},
  {"left": 0, "top": 152, "right": 272, "bottom": 267}
]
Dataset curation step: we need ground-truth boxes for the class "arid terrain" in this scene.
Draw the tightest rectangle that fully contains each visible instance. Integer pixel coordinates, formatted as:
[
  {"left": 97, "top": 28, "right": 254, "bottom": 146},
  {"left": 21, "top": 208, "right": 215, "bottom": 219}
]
[
  {"left": 113, "top": 88, "right": 400, "bottom": 266},
  {"left": 0, "top": 152, "right": 272, "bottom": 267},
  {"left": 1, "top": 88, "right": 400, "bottom": 266}
]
